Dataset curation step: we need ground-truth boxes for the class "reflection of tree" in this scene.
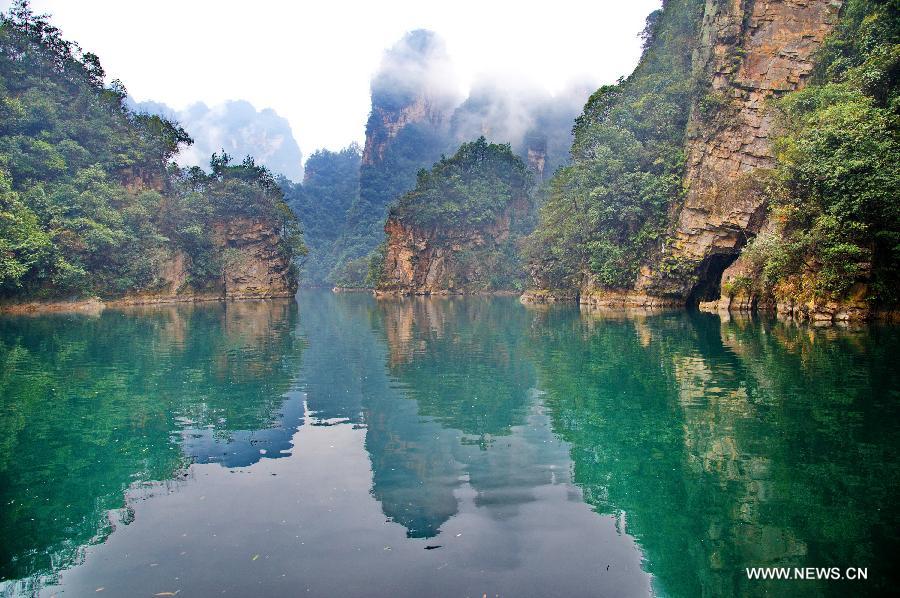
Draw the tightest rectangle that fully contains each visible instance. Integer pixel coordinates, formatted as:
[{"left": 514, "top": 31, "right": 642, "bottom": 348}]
[
  {"left": 708, "top": 316, "right": 900, "bottom": 596},
  {"left": 529, "top": 309, "right": 900, "bottom": 597},
  {"left": 0, "top": 300, "right": 302, "bottom": 587},
  {"left": 361, "top": 295, "right": 540, "bottom": 538},
  {"left": 373, "top": 296, "right": 535, "bottom": 439}
]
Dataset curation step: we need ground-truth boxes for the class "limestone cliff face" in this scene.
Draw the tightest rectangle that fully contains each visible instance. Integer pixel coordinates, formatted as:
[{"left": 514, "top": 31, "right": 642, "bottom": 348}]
[
  {"left": 526, "top": 146, "right": 547, "bottom": 182},
  {"left": 378, "top": 200, "right": 527, "bottom": 295},
  {"left": 128, "top": 217, "right": 296, "bottom": 305},
  {"left": 636, "top": 0, "right": 842, "bottom": 301},
  {"left": 213, "top": 218, "right": 296, "bottom": 298},
  {"left": 362, "top": 97, "right": 447, "bottom": 166}
]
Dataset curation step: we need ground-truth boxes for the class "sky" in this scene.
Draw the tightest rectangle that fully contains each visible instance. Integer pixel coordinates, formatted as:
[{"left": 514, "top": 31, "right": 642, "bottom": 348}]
[{"left": 5, "top": 0, "right": 661, "bottom": 158}]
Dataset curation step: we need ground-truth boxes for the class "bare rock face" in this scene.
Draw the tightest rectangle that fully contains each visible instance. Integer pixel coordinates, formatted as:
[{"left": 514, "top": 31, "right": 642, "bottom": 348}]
[
  {"left": 378, "top": 201, "right": 526, "bottom": 295},
  {"left": 213, "top": 218, "right": 297, "bottom": 299},
  {"left": 134, "top": 218, "right": 296, "bottom": 304},
  {"left": 635, "top": 0, "right": 842, "bottom": 300},
  {"left": 526, "top": 148, "right": 546, "bottom": 182},
  {"left": 362, "top": 97, "right": 446, "bottom": 166}
]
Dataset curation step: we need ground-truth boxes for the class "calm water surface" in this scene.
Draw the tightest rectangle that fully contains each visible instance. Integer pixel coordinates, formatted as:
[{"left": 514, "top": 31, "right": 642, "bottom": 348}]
[{"left": 0, "top": 291, "right": 898, "bottom": 597}]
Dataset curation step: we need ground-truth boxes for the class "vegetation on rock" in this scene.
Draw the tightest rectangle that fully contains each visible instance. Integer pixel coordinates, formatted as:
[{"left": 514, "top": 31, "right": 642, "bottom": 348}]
[
  {"left": 282, "top": 144, "right": 361, "bottom": 286},
  {"left": 524, "top": 0, "right": 704, "bottom": 291},
  {"left": 388, "top": 137, "right": 530, "bottom": 229},
  {"left": 375, "top": 137, "right": 534, "bottom": 292},
  {"left": 0, "top": 1, "right": 304, "bottom": 301},
  {"left": 738, "top": 0, "right": 900, "bottom": 305}
]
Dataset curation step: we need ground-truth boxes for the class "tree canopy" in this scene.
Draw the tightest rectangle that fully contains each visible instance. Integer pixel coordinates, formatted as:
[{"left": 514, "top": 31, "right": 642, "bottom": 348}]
[{"left": 0, "top": 1, "right": 304, "bottom": 300}]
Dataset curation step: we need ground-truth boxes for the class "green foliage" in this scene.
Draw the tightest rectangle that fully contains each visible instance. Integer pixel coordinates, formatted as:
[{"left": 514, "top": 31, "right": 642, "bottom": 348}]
[
  {"left": 0, "top": 171, "right": 50, "bottom": 288},
  {"left": 282, "top": 144, "right": 361, "bottom": 286},
  {"left": 169, "top": 153, "right": 306, "bottom": 290},
  {"left": 389, "top": 137, "right": 530, "bottom": 229},
  {"left": 525, "top": 0, "right": 704, "bottom": 290},
  {"left": 329, "top": 121, "right": 448, "bottom": 286},
  {"left": 365, "top": 240, "right": 387, "bottom": 287},
  {"left": 330, "top": 255, "right": 371, "bottom": 288},
  {"left": 748, "top": 0, "right": 900, "bottom": 302},
  {"left": 379, "top": 138, "right": 533, "bottom": 292},
  {"left": 0, "top": 2, "right": 304, "bottom": 300}
]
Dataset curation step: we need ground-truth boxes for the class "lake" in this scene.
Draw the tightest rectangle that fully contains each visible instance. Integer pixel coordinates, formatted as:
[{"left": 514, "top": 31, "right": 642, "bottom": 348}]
[{"left": 1, "top": 291, "right": 897, "bottom": 597}]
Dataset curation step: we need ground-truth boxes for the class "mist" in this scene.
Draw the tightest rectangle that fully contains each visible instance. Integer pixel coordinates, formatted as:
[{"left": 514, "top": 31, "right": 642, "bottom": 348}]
[
  {"left": 367, "top": 28, "right": 598, "bottom": 176},
  {"left": 370, "top": 29, "right": 462, "bottom": 115},
  {"left": 128, "top": 98, "right": 305, "bottom": 181}
]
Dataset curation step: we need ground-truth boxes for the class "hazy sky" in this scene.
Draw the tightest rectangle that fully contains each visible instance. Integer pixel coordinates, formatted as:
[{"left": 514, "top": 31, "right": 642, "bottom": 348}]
[{"left": 7, "top": 0, "right": 661, "bottom": 157}]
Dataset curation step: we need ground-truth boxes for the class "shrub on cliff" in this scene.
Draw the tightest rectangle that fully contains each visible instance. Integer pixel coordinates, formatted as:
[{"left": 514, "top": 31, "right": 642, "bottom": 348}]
[
  {"left": 746, "top": 0, "right": 900, "bottom": 304},
  {"left": 524, "top": 0, "right": 704, "bottom": 291},
  {"left": 0, "top": 1, "right": 304, "bottom": 299},
  {"left": 376, "top": 137, "right": 534, "bottom": 292},
  {"left": 388, "top": 136, "right": 531, "bottom": 230}
]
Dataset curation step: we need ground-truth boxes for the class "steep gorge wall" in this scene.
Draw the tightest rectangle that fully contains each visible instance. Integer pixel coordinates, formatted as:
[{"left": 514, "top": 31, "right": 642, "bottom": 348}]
[
  {"left": 634, "top": 0, "right": 842, "bottom": 301},
  {"left": 140, "top": 217, "right": 296, "bottom": 303},
  {"left": 1, "top": 218, "right": 296, "bottom": 313},
  {"left": 361, "top": 97, "right": 447, "bottom": 166},
  {"left": 378, "top": 200, "right": 528, "bottom": 295}
]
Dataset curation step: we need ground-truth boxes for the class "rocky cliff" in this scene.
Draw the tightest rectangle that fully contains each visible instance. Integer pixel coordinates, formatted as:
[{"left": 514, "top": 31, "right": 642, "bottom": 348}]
[
  {"left": 634, "top": 0, "right": 842, "bottom": 302},
  {"left": 361, "top": 96, "right": 447, "bottom": 166},
  {"left": 376, "top": 138, "right": 532, "bottom": 295},
  {"left": 526, "top": 0, "right": 862, "bottom": 321},
  {"left": 135, "top": 217, "right": 296, "bottom": 304},
  {"left": 378, "top": 200, "right": 528, "bottom": 295}
]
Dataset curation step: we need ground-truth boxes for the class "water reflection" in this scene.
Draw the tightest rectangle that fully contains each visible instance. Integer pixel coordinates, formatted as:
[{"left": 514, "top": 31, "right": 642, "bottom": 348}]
[
  {"left": 366, "top": 297, "right": 541, "bottom": 537},
  {"left": 0, "top": 300, "right": 302, "bottom": 589},
  {"left": 0, "top": 293, "right": 897, "bottom": 597},
  {"left": 530, "top": 307, "right": 899, "bottom": 596}
]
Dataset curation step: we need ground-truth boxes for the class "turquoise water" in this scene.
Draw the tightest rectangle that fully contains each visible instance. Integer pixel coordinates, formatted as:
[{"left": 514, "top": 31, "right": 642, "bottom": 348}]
[{"left": 0, "top": 291, "right": 897, "bottom": 597}]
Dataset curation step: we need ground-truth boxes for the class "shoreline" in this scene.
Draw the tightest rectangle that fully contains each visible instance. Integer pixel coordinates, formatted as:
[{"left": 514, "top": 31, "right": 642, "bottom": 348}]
[
  {"left": 0, "top": 292, "right": 297, "bottom": 315},
  {"left": 521, "top": 288, "right": 899, "bottom": 324}
]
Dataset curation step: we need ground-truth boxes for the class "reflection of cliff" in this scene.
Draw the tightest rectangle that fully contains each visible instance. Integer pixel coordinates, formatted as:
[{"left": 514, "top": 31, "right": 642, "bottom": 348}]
[
  {"left": 530, "top": 309, "right": 900, "bottom": 597},
  {"left": 373, "top": 296, "right": 535, "bottom": 438},
  {"left": 295, "top": 292, "right": 383, "bottom": 423},
  {"left": 0, "top": 300, "right": 302, "bottom": 585},
  {"left": 361, "top": 295, "right": 563, "bottom": 539}
]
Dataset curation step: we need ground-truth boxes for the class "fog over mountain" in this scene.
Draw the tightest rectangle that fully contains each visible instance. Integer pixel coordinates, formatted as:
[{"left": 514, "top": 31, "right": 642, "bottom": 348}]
[
  {"left": 127, "top": 99, "right": 304, "bottom": 181},
  {"left": 369, "top": 28, "right": 461, "bottom": 113}
]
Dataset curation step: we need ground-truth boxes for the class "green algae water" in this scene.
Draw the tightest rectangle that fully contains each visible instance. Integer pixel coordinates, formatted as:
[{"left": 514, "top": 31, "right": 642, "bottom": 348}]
[{"left": 1, "top": 291, "right": 898, "bottom": 597}]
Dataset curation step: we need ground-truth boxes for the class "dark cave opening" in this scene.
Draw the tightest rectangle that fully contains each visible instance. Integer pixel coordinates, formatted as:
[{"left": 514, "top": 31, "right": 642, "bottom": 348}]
[{"left": 687, "top": 252, "right": 739, "bottom": 307}]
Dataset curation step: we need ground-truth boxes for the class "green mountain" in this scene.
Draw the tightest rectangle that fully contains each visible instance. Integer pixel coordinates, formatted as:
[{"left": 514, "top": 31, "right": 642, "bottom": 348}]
[{"left": 0, "top": 1, "right": 304, "bottom": 304}]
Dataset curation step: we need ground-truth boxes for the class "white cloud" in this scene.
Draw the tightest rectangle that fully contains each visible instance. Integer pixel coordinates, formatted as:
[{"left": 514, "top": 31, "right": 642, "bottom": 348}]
[{"left": 7, "top": 0, "right": 661, "bottom": 158}]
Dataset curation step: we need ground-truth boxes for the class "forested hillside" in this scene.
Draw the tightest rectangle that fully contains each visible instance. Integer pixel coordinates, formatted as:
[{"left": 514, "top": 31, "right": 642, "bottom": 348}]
[
  {"left": 0, "top": 2, "right": 304, "bottom": 303},
  {"left": 376, "top": 137, "right": 534, "bottom": 294},
  {"left": 282, "top": 144, "right": 361, "bottom": 286},
  {"left": 524, "top": 0, "right": 704, "bottom": 292},
  {"left": 524, "top": 0, "right": 898, "bottom": 321}
]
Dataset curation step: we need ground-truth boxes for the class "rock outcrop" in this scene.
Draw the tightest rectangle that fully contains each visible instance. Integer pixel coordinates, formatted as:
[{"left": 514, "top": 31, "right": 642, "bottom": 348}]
[
  {"left": 143, "top": 217, "right": 296, "bottom": 302},
  {"left": 213, "top": 218, "right": 297, "bottom": 298},
  {"left": 361, "top": 97, "right": 447, "bottom": 166},
  {"left": 1, "top": 218, "right": 297, "bottom": 313},
  {"left": 526, "top": 0, "right": 852, "bottom": 320},
  {"left": 635, "top": 0, "right": 842, "bottom": 300},
  {"left": 378, "top": 200, "right": 528, "bottom": 295}
]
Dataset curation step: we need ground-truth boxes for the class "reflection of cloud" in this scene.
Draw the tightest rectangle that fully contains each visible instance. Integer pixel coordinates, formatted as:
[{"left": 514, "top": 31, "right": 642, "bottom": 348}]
[{"left": 128, "top": 98, "right": 304, "bottom": 181}]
